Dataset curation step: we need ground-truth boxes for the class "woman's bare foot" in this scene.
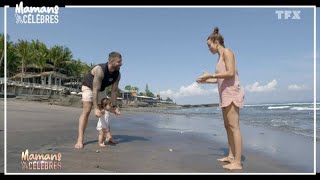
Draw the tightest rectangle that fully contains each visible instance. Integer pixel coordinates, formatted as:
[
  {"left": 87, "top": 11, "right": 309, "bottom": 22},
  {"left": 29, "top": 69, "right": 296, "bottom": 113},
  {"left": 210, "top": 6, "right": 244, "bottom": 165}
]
[
  {"left": 74, "top": 141, "right": 83, "bottom": 149},
  {"left": 217, "top": 156, "right": 234, "bottom": 163},
  {"left": 223, "top": 162, "right": 242, "bottom": 170},
  {"left": 98, "top": 142, "right": 106, "bottom": 147}
]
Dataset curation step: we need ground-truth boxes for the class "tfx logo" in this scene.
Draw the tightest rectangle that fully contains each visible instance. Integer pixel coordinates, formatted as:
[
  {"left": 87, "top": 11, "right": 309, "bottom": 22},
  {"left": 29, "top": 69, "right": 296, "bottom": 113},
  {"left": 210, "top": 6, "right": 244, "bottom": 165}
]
[{"left": 275, "top": 10, "right": 301, "bottom": 20}]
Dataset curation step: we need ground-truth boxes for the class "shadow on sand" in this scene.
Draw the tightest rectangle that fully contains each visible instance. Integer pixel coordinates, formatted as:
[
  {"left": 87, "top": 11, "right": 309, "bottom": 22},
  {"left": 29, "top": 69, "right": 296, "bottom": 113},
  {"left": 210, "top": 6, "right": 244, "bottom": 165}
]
[
  {"left": 209, "top": 147, "right": 246, "bottom": 162},
  {"left": 83, "top": 134, "right": 149, "bottom": 146}
]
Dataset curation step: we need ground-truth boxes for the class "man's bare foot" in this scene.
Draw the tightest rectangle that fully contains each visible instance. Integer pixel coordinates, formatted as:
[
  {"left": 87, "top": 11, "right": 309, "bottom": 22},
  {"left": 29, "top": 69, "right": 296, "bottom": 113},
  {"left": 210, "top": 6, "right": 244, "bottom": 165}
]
[
  {"left": 98, "top": 142, "right": 106, "bottom": 147},
  {"left": 223, "top": 162, "right": 242, "bottom": 170},
  {"left": 217, "top": 156, "right": 234, "bottom": 163},
  {"left": 74, "top": 142, "right": 83, "bottom": 149}
]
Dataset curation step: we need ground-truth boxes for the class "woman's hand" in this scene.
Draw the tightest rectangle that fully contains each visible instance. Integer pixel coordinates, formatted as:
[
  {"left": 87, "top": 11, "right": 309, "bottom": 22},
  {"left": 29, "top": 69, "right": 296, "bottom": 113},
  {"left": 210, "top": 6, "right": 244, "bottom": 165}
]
[
  {"left": 196, "top": 72, "right": 217, "bottom": 84},
  {"left": 202, "top": 71, "right": 211, "bottom": 77},
  {"left": 196, "top": 76, "right": 206, "bottom": 83},
  {"left": 196, "top": 72, "right": 211, "bottom": 83}
]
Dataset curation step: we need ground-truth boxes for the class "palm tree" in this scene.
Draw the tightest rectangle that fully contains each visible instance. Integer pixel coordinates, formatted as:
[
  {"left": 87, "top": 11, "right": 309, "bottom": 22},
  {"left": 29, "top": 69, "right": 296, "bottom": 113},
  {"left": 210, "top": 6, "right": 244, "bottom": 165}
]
[
  {"left": 60, "top": 47, "right": 73, "bottom": 73},
  {"left": 125, "top": 85, "right": 132, "bottom": 91},
  {"left": 105, "top": 85, "right": 122, "bottom": 98},
  {"left": 79, "top": 61, "right": 92, "bottom": 77},
  {"left": 132, "top": 86, "right": 139, "bottom": 91},
  {"left": 64, "top": 59, "right": 91, "bottom": 78},
  {"left": 49, "top": 45, "right": 73, "bottom": 73},
  {"left": 0, "top": 34, "right": 4, "bottom": 77},
  {"left": 7, "top": 41, "right": 18, "bottom": 77},
  {"left": 31, "top": 39, "right": 49, "bottom": 73},
  {"left": 15, "top": 40, "right": 32, "bottom": 82}
]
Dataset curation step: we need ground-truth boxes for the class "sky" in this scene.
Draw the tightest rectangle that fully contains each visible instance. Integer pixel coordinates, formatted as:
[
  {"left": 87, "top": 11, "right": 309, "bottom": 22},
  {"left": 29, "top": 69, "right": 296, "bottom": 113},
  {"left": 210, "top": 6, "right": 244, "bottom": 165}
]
[{"left": 0, "top": 6, "right": 319, "bottom": 105}]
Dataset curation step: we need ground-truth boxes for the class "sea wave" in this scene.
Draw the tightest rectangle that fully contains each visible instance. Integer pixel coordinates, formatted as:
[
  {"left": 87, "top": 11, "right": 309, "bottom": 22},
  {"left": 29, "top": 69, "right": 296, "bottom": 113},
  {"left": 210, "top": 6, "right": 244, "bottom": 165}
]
[
  {"left": 267, "top": 106, "right": 290, "bottom": 110},
  {"left": 290, "top": 107, "right": 320, "bottom": 111}
]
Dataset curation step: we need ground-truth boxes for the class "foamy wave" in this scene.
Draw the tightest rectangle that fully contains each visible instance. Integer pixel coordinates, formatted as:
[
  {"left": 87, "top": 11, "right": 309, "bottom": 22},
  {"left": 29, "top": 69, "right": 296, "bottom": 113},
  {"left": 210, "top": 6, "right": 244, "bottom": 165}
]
[
  {"left": 245, "top": 102, "right": 319, "bottom": 107},
  {"left": 267, "top": 106, "right": 290, "bottom": 110},
  {"left": 290, "top": 107, "right": 320, "bottom": 111}
]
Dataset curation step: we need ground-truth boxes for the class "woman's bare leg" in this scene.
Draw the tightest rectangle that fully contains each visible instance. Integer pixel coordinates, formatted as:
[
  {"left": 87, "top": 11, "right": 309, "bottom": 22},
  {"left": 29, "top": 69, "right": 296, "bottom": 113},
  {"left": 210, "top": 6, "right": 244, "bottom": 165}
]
[
  {"left": 222, "top": 102, "right": 242, "bottom": 170},
  {"left": 217, "top": 107, "right": 235, "bottom": 163}
]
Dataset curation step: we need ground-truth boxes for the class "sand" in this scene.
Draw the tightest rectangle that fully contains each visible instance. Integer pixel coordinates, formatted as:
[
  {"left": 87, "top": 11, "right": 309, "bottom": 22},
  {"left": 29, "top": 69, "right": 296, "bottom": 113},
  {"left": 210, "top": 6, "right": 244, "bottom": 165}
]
[{"left": 0, "top": 99, "right": 317, "bottom": 174}]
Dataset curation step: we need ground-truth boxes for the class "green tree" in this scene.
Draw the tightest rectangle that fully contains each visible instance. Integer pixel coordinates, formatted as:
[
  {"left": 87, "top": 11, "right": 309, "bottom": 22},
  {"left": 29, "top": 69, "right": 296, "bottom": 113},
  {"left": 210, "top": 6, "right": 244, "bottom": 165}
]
[
  {"left": 64, "top": 59, "right": 91, "bottom": 78},
  {"left": 105, "top": 85, "right": 122, "bottom": 97},
  {"left": 166, "top": 97, "right": 173, "bottom": 102},
  {"left": 132, "top": 86, "right": 139, "bottom": 91},
  {"left": 125, "top": 85, "right": 132, "bottom": 91},
  {"left": 6, "top": 41, "right": 18, "bottom": 77},
  {"left": 49, "top": 45, "right": 72, "bottom": 73},
  {"left": 3, "top": 36, "right": 94, "bottom": 80},
  {"left": 0, "top": 34, "right": 16, "bottom": 77},
  {"left": 31, "top": 39, "right": 49, "bottom": 73},
  {"left": 80, "top": 62, "right": 92, "bottom": 77},
  {"left": 145, "top": 84, "right": 149, "bottom": 93},
  {"left": 146, "top": 91, "right": 155, "bottom": 98},
  {"left": 0, "top": 34, "right": 4, "bottom": 76},
  {"left": 15, "top": 40, "right": 32, "bottom": 82},
  {"left": 145, "top": 83, "right": 155, "bottom": 97}
]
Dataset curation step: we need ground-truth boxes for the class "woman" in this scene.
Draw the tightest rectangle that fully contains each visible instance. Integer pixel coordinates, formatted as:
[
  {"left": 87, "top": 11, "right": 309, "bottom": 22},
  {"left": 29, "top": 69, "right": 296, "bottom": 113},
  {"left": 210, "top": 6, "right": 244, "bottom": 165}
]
[{"left": 197, "top": 27, "right": 245, "bottom": 170}]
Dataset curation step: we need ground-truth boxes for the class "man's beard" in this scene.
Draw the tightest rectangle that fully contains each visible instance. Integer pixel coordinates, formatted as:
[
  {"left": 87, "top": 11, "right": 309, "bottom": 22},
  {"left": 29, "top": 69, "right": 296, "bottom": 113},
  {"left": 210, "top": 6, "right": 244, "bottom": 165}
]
[{"left": 114, "top": 66, "right": 121, "bottom": 70}]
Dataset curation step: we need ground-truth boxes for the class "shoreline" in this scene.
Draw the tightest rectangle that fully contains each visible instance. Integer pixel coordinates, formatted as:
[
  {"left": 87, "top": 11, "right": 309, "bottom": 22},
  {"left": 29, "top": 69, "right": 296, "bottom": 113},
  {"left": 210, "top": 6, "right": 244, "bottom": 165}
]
[{"left": 6, "top": 95, "right": 220, "bottom": 110}]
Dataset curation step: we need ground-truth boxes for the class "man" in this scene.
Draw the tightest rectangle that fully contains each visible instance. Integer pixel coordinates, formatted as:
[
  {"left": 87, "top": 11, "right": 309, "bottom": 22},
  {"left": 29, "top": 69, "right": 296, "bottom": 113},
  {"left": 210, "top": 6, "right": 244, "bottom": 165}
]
[{"left": 74, "top": 51, "right": 122, "bottom": 149}]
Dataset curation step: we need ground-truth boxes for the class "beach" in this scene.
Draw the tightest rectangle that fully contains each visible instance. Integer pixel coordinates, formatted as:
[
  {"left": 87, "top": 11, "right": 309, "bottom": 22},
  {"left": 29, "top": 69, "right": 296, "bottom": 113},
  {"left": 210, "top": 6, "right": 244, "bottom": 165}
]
[{"left": 1, "top": 99, "right": 318, "bottom": 174}]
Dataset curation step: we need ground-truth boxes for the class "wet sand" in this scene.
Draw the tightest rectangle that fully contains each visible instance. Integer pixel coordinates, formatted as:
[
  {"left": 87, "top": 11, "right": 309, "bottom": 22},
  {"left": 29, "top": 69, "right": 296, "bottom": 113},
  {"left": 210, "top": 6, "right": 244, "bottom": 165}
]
[{"left": 1, "top": 99, "right": 315, "bottom": 174}]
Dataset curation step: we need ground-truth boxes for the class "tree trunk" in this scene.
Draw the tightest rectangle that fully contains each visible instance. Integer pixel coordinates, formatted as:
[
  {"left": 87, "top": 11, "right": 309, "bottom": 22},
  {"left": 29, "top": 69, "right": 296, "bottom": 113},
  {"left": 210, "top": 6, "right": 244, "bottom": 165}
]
[{"left": 21, "top": 61, "right": 24, "bottom": 82}]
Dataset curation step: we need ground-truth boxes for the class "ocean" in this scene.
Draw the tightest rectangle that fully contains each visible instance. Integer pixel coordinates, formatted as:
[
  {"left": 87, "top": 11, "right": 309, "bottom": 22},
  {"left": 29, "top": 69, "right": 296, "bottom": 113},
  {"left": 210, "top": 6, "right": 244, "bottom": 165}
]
[{"left": 155, "top": 102, "right": 320, "bottom": 140}]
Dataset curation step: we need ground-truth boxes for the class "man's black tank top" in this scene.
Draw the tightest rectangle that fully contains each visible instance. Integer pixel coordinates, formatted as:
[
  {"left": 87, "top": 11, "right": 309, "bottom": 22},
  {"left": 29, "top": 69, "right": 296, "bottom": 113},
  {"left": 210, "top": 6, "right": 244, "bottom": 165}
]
[{"left": 82, "top": 63, "right": 120, "bottom": 92}]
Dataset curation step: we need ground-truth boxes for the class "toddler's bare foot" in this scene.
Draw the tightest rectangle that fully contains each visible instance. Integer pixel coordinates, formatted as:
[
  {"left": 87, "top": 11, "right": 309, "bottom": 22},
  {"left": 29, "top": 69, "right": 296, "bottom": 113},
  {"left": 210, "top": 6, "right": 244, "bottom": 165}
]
[
  {"left": 223, "top": 162, "right": 242, "bottom": 170},
  {"left": 217, "top": 156, "right": 234, "bottom": 163},
  {"left": 74, "top": 141, "right": 83, "bottom": 149},
  {"left": 99, "top": 142, "right": 106, "bottom": 147}
]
